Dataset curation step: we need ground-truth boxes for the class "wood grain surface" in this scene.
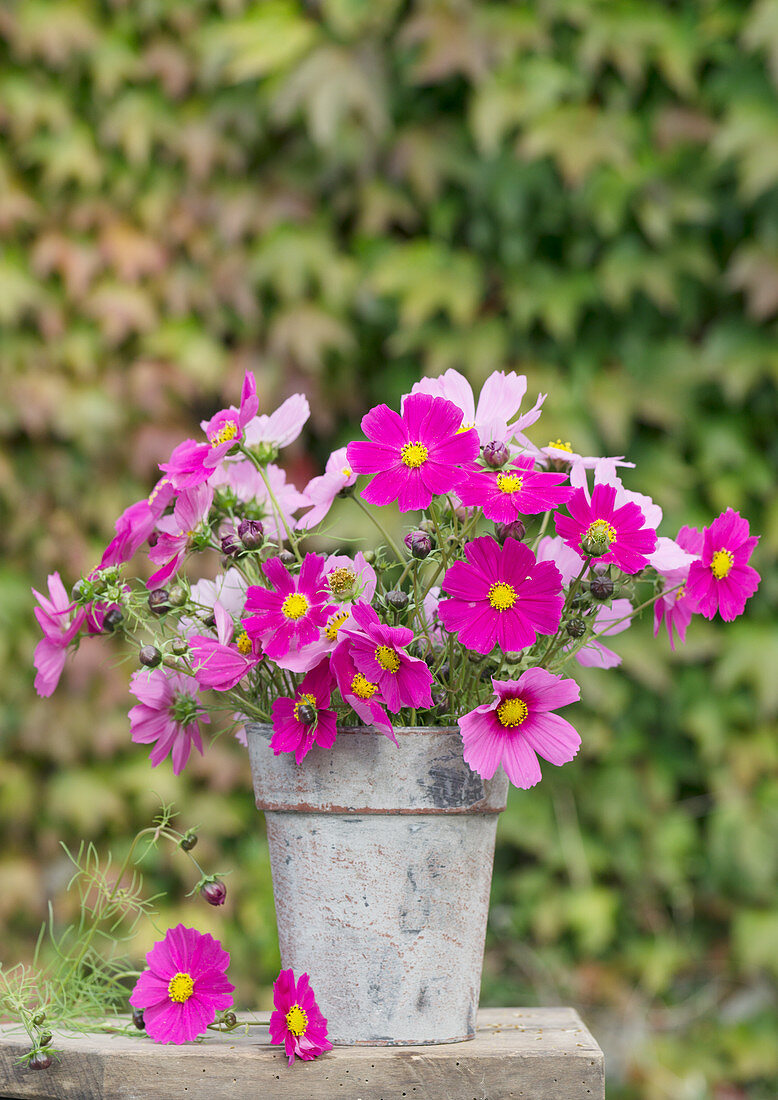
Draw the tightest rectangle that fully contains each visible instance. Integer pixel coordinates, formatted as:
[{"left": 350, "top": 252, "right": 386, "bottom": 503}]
[{"left": 0, "top": 1007, "right": 604, "bottom": 1099}]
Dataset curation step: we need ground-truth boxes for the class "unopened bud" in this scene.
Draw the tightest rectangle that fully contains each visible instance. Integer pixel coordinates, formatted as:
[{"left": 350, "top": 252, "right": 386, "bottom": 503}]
[
  {"left": 418, "top": 519, "right": 436, "bottom": 535},
  {"left": 200, "top": 879, "right": 227, "bottom": 907},
  {"left": 495, "top": 520, "right": 526, "bottom": 544},
  {"left": 71, "top": 580, "right": 86, "bottom": 601},
  {"left": 103, "top": 607, "right": 124, "bottom": 632},
  {"left": 279, "top": 550, "right": 295, "bottom": 566},
  {"left": 437, "top": 662, "right": 450, "bottom": 683},
  {"left": 132, "top": 1008, "right": 145, "bottom": 1031},
  {"left": 38, "top": 1031, "right": 52, "bottom": 1047},
  {"left": 566, "top": 618, "right": 586, "bottom": 638},
  {"left": 362, "top": 550, "right": 375, "bottom": 564},
  {"left": 504, "top": 651, "right": 524, "bottom": 665},
  {"left": 385, "top": 589, "right": 409, "bottom": 611},
  {"left": 482, "top": 440, "right": 510, "bottom": 469},
  {"left": 222, "top": 1011, "right": 237, "bottom": 1029},
  {"left": 168, "top": 585, "right": 187, "bottom": 608},
  {"left": 221, "top": 530, "right": 242, "bottom": 558},
  {"left": 139, "top": 645, "right": 162, "bottom": 668},
  {"left": 28, "top": 1051, "right": 52, "bottom": 1071},
  {"left": 148, "top": 588, "right": 170, "bottom": 615},
  {"left": 179, "top": 830, "right": 198, "bottom": 852},
  {"left": 238, "top": 519, "right": 264, "bottom": 550},
  {"left": 404, "top": 530, "right": 433, "bottom": 560},
  {"left": 171, "top": 638, "right": 190, "bottom": 656},
  {"left": 589, "top": 575, "right": 614, "bottom": 601},
  {"left": 31, "top": 1013, "right": 45, "bottom": 1028},
  {"left": 296, "top": 704, "right": 316, "bottom": 726}
]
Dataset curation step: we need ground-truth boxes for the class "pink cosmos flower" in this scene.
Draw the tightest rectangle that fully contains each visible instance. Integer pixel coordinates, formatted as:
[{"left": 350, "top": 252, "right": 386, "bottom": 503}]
[
  {"left": 346, "top": 393, "right": 479, "bottom": 512},
  {"left": 269, "top": 968, "right": 332, "bottom": 1066},
  {"left": 533, "top": 440, "right": 635, "bottom": 471},
  {"left": 270, "top": 660, "right": 338, "bottom": 764},
  {"left": 684, "top": 508, "right": 760, "bottom": 622},
  {"left": 340, "top": 601, "right": 433, "bottom": 712},
  {"left": 411, "top": 369, "right": 545, "bottom": 447},
  {"left": 653, "top": 525, "right": 703, "bottom": 648},
  {"left": 457, "top": 455, "right": 574, "bottom": 523},
  {"left": 243, "top": 393, "right": 310, "bottom": 450},
  {"left": 297, "top": 446, "right": 357, "bottom": 530},
  {"left": 146, "top": 483, "right": 214, "bottom": 589},
  {"left": 129, "top": 924, "right": 234, "bottom": 1044},
  {"left": 160, "top": 373, "right": 259, "bottom": 490},
  {"left": 555, "top": 483, "right": 657, "bottom": 574},
  {"left": 100, "top": 477, "right": 176, "bottom": 568},
  {"left": 189, "top": 603, "right": 261, "bottom": 691},
  {"left": 242, "top": 553, "right": 333, "bottom": 661},
  {"left": 439, "top": 536, "right": 564, "bottom": 655},
  {"left": 459, "top": 669, "right": 581, "bottom": 790},
  {"left": 210, "top": 460, "right": 308, "bottom": 544},
  {"left": 331, "top": 639, "right": 395, "bottom": 741},
  {"left": 32, "top": 572, "right": 87, "bottom": 697},
  {"left": 129, "top": 668, "right": 208, "bottom": 774}
]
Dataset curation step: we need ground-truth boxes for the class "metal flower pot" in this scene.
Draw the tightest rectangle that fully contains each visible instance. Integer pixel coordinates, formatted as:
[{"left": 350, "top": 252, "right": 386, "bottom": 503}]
[{"left": 247, "top": 723, "right": 508, "bottom": 1045}]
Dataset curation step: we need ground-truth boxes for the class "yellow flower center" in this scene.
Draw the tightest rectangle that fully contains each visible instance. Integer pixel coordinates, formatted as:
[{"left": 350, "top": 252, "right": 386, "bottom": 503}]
[
  {"left": 285, "top": 1004, "right": 308, "bottom": 1036},
  {"left": 585, "top": 519, "right": 617, "bottom": 546},
  {"left": 236, "top": 631, "right": 252, "bottom": 655},
  {"left": 710, "top": 549, "right": 734, "bottom": 579},
  {"left": 351, "top": 672, "right": 378, "bottom": 699},
  {"left": 548, "top": 439, "right": 573, "bottom": 452},
  {"left": 676, "top": 584, "right": 686, "bottom": 600},
  {"left": 400, "top": 441, "right": 428, "bottom": 468},
  {"left": 324, "top": 610, "right": 349, "bottom": 642},
  {"left": 375, "top": 645, "right": 401, "bottom": 673},
  {"left": 496, "top": 697, "right": 528, "bottom": 727},
  {"left": 293, "top": 692, "right": 318, "bottom": 723},
  {"left": 488, "top": 581, "right": 517, "bottom": 611},
  {"left": 210, "top": 420, "right": 239, "bottom": 447},
  {"left": 281, "top": 593, "right": 309, "bottom": 621},
  {"left": 168, "top": 972, "right": 194, "bottom": 1003},
  {"left": 328, "top": 566, "right": 357, "bottom": 596},
  {"left": 496, "top": 473, "right": 523, "bottom": 494}
]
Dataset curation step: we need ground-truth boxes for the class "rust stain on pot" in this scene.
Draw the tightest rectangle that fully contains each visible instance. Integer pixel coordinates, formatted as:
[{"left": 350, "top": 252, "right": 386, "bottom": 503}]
[{"left": 248, "top": 723, "right": 506, "bottom": 1046}]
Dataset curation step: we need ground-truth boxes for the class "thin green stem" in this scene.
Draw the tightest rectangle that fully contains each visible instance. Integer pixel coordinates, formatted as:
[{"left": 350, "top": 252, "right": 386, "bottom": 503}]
[
  {"left": 238, "top": 445, "right": 302, "bottom": 563},
  {"left": 350, "top": 495, "right": 406, "bottom": 565}
]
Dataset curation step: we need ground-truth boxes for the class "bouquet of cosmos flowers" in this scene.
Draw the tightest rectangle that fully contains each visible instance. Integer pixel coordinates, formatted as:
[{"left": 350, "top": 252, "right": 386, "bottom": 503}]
[{"left": 34, "top": 369, "right": 761, "bottom": 792}]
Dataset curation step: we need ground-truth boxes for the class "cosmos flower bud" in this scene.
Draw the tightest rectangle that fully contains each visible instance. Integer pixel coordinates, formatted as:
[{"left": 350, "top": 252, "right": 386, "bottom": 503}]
[
  {"left": 38, "top": 1031, "right": 52, "bottom": 1047},
  {"left": 28, "top": 1051, "right": 52, "bottom": 1071},
  {"left": 589, "top": 575, "right": 614, "bottom": 601},
  {"left": 71, "top": 580, "right": 86, "bottom": 601},
  {"left": 222, "top": 1011, "right": 237, "bottom": 1029},
  {"left": 139, "top": 645, "right": 162, "bottom": 668},
  {"left": 179, "top": 830, "right": 198, "bottom": 851},
  {"left": 31, "top": 1013, "right": 45, "bottom": 1028},
  {"left": 494, "top": 520, "right": 526, "bottom": 544},
  {"left": 296, "top": 703, "right": 316, "bottom": 726},
  {"left": 168, "top": 585, "right": 187, "bottom": 608},
  {"left": 200, "top": 879, "right": 227, "bottom": 907},
  {"left": 404, "top": 530, "right": 433, "bottom": 560},
  {"left": 565, "top": 618, "right": 586, "bottom": 638},
  {"left": 279, "top": 550, "right": 295, "bottom": 566},
  {"left": 418, "top": 518, "right": 436, "bottom": 535},
  {"left": 385, "top": 589, "right": 409, "bottom": 611},
  {"left": 132, "top": 1009, "right": 145, "bottom": 1031},
  {"left": 482, "top": 440, "right": 510, "bottom": 469},
  {"left": 221, "top": 530, "right": 242, "bottom": 558},
  {"left": 238, "top": 519, "right": 264, "bottom": 550},
  {"left": 103, "top": 608, "right": 124, "bottom": 632},
  {"left": 148, "top": 588, "right": 170, "bottom": 615},
  {"left": 171, "top": 638, "right": 189, "bottom": 656}
]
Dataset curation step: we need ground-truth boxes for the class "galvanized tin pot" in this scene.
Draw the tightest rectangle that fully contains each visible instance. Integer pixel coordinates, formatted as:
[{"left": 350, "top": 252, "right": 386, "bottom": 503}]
[{"left": 247, "top": 723, "right": 508, "bottom": 1045}]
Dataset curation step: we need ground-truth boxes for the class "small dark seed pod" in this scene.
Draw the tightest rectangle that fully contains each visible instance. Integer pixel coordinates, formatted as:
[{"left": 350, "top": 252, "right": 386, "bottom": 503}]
[
  {"left": 38, "top": 1032, "right": 52, "bottom": 1047},
  {"left": 28, "top": 1051, "right": 52, "bottom": 1071},
  {"left": 132, "top": 1008, "right": 145, "bottom": 1031},
  {"left": 279, "top": 550, "right": 295, "bottom": 566},
  {"left": 139, "top": 645, "right": 162, "bottom": 668},
  {"left": 31, "top": 1013, "right": 45, "bottom": 1028},
  {"left": 148, "top": 588, "right": 170, "bottom": 615},
  {"left": 296, "top": 704, "right": 316, "bottom": 726},
  {"left": 565, "top": 618, "right": 586, "bottom": 638},
  {"left": 385, "top": 589, "right": 409, "bottom": 611},
  {"left": 589, "top": 575, "right": 614, "bottom": 601},
  {"left": 222, "top": 1012, "right": 237, "bottom": 1029},
  {"left": 103, "top": 607, "right": 124, "bottom": 632},
  {"left": 179, "top": 831, "right": 198, "bottom": 852}
]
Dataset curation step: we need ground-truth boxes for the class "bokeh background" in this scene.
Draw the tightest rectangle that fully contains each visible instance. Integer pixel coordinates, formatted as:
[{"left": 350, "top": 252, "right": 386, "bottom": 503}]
[{"left": 2, "top": 2, "right": 777, "bottom": 1096}]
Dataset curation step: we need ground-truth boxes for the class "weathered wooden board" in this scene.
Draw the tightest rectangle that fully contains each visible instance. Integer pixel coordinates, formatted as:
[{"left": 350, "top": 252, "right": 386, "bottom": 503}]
[{"left": 0, "top": 1007, "right": 604, "bottom": 1100}]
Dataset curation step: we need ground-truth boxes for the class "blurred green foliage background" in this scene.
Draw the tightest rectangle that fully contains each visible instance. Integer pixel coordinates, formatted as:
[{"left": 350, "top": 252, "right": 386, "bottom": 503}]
[{"left": 1, "top": 1, "right": 777, "bottom": 1096}]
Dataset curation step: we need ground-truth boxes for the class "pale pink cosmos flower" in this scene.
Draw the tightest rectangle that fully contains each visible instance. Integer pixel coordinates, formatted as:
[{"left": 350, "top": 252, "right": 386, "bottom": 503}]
[
  {"left": 653, "top": 526, "right": 703, "bottom": 649},
  {"left": 129, "top": 667, "right": 208, "bottom": 774},
  {"left": 459, "top": 669, "right": 581, "bottom": 790},
  {"left": 147, "top": 484, "right": 214, "bottom": 589},
  {"left": 243, "top": 393, "right": 310, "bottom": 450},
  {"left": 189, "top": 603, "right": 261, "bottom": 691},
  {"left": 210, "top": 460, "right": 308, "bottom": 544},
  {"left": 411, "top": 369, "right": 546, "bottom": 447},
  {"left": 32, "top": 573, "right": 87, "bottom": 697},
  {"left": 530, "top": 441, "right": 635, "bottom": 471},
  {"left": 130, "top": 925, "right": 234, "bottom": 1044},
  {"left": 297, "top": 446, "right": 357, "bottom": 530}
]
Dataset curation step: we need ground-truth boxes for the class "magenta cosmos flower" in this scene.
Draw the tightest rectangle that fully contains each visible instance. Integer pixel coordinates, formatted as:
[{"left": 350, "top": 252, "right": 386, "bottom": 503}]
[
  {"left": 459, "top": 670, "right": 581, "bottom": 789},
  {"left": 331, "top": 639, "right": 395, "bottom": 741},
  {"left": 32, "top": 572, "right": 87, "bottom": 697},
  {"left": 340, "top": 601, "right": 433, "bottom": 712},
  {"left": 160, "top": 372, "right": 259, "bottom": 490},
  {"left": 297, "top": 446, "right": 357, "bottom": 530},
  {"left": 242, "top": 553, "right": 333, "bottom": 661},
  {"left": 129, "top": 924, "right": 234, "bottom": 1044},
  {"left": 269, "top": 968, "right": 332, "bottom": 1065},
  {"left": 189, "top": 603, "right": 261, "bottom": 691},
  {"left": 100, "top": 476, "right": 176, "bottom": 568},
  {"left": 129, "top": 668, "right": 209, "bottom": 774},
  {"left": 346, "top": 393, "right": 479, "bottom": 512},
  {"left": 147, "top": 483, "right": 214, "bottom": 589},
  {"left": 438, "top": 537, "right": 564, "bottom": 655},
  {"left": 684, "top": 508, "right": 760, "bottom": 622},
  {"left": 458, "top": 455, "right": 574, "bottom": 523},
  {"left": 270, "top": 659, "right": 338, "bottom": 763},
  {"left": 555, "top": 483, "right": 657, "bottom": 574}
]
